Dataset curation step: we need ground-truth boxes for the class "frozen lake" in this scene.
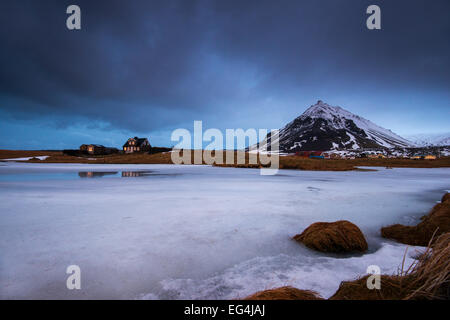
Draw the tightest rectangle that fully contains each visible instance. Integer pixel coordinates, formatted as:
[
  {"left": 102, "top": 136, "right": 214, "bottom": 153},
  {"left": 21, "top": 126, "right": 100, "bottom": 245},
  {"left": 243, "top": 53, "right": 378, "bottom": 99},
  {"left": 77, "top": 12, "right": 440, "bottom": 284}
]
[{"left": 0, "top": 162, "right": 449, "bottom": 299}]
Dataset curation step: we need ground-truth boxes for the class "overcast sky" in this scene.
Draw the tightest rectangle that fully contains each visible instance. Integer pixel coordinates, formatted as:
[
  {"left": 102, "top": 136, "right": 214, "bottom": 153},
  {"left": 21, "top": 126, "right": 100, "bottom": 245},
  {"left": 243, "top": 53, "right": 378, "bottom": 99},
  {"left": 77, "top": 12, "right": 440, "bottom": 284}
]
[{"left": 0, "top": 0, "right": 449, "bottom": 149}]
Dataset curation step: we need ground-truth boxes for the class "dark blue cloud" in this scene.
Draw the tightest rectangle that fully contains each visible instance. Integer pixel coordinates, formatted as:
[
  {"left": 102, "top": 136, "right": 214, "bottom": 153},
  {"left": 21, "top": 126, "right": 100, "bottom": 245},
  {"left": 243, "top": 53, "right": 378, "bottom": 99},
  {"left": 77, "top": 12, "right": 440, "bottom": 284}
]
[{"left": 0, "top": 0, "right": 449, "bottom": 149}]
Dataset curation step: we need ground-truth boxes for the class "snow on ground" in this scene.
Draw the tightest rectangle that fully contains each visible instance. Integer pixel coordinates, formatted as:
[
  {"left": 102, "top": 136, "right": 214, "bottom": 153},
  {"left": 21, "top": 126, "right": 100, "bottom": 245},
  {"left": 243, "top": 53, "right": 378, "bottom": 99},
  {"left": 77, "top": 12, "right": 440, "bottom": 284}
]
[
  {"left": 2, "top": 156, "right": 49, "bottom": 161},
  {"left": 0, "top": 162, "right": 448, "bottom": 299}
]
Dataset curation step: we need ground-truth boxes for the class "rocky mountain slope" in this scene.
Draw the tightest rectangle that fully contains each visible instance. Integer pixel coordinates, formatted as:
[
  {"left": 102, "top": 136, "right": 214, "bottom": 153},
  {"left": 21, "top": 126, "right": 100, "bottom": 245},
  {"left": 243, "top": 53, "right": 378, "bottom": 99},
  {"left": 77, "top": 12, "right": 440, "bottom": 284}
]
[{"left": 253, "top": 100, "right": 415, "bottom": 152}]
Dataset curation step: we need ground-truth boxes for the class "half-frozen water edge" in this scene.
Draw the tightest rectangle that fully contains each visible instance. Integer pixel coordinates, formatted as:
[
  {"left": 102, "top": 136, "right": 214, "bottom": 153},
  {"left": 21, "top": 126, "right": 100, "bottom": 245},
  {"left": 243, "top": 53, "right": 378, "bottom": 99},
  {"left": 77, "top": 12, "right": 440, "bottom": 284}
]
[{"left": 0, "top": 162, "right": 448, "bottom": 299}]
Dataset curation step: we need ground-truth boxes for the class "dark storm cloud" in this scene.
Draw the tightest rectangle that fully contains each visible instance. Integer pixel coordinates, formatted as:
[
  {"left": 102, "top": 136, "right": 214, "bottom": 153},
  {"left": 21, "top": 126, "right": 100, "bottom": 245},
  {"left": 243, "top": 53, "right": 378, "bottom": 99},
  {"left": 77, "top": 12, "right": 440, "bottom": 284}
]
[{"left": 0, "top": 0, "right": 449, "bottom": 133}]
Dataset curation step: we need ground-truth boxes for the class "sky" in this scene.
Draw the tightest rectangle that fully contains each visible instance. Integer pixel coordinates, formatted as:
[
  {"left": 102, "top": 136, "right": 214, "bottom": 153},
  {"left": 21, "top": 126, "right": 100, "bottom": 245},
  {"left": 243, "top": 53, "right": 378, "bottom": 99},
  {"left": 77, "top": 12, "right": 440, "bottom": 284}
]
[{"left": 0, "top": 0, "right": 449, "bottom": 150}]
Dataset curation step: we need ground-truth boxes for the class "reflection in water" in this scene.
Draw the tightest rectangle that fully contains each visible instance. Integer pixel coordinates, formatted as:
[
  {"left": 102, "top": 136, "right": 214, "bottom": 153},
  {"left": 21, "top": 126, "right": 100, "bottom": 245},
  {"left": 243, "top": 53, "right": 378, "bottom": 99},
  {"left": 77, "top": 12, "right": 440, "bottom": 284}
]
[
  {"left": 78, "top": 171, "right": 118, "bottom": 178},
  {"left": 121, "top": 171, "right": 153, "bottom": 177},
  {"left": 77, "top": 171, "right": 155, "bottom": 178}
]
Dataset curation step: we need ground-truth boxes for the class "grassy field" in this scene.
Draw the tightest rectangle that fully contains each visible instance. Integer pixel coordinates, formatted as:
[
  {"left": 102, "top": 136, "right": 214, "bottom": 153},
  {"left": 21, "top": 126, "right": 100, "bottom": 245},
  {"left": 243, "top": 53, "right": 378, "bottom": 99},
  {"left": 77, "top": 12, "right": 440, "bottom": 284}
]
[
  {"left": 1, "top": 150, "right": 449, "bottom": 170},
  {"left": 0, "top": 150, "right": 62, "bottom": 159},
  {"left": 216, "top": 154, "right": 450, "bottom": 171}
]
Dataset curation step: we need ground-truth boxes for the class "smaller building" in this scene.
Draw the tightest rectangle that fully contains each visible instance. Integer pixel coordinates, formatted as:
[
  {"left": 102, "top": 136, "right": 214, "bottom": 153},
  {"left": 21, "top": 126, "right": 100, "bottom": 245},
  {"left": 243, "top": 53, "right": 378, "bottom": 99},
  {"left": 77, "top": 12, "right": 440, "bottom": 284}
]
[
  {"left": 329, "top": 153, "right": 342, "bottom": 159},
  {"left": 79, "top": 144, "right": 89, "bottom": 152},
  {"left": 368, "top": 153, "right": 385, "bottom": 159},
  {"left": 424, "top": 155, "right": 436, "bottom": 160},
  {"left": 295, "top": 151, "right": 324, "bottom": 158},
  {"left": 123, "top": 137, "right": 151, "bottom": 153},
  {"left": 79, "top": 144, "right": 118, "bottom": 155},
  {"left": 79, "top": 144, "right": 106, "bottom": 155}
]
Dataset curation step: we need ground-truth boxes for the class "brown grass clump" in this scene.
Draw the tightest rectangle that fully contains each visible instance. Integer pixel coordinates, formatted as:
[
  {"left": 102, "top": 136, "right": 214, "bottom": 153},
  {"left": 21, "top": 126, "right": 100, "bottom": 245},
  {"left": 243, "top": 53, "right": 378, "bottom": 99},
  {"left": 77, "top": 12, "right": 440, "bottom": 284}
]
[
  {"left": 330, "top": 232, "right": 450, "bottom": 300},
  {"left": 329, "top": 275, "right": 406, "bottom": 300},
  {"left": 244, "top": 286, "right": 324, "bottom": 300},
  {"left": 293, "top": 220, "right": 368, "bottom": 253},
  {"left": 381, "top": 193, "right": 450, "bottom": 246}
]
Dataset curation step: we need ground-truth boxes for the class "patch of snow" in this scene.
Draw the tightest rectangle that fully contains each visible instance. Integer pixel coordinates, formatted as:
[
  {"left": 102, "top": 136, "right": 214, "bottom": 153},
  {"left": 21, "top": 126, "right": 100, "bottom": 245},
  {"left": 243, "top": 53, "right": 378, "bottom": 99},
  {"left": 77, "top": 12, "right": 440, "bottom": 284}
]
[
  {"left": 3, "top": 156, "right": 49, "bottom": 161},
  {"left": 404, "top": 133, "right": 450, "bottom": 147}
]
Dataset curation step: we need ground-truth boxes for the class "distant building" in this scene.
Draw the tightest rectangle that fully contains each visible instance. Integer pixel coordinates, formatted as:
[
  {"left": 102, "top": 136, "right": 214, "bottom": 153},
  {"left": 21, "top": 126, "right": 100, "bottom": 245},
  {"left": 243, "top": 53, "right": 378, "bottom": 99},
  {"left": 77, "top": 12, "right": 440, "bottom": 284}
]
[
  {"left": 295, "top": 151, "right": 324, "bottom": 158},
  {"left": 79, "top": 144, "right": 106, "bottom": 155},
  {"left": 368, "top": 154, "right": 385, "bottom": 159},
  {"left": 330, "top": 153, "right": 342, "bottom": 159},
  {"left": 79, "top": 144, "right": 118, "bottom": 155},
  {"left": 79, "top": 144, "right": 89, "bottom": 152},
  {"left": 424, "top": 155, "right": 436, "bottom": 160},
  {"left": 123, "top": 137, "right": 151, "bottom": 153}
]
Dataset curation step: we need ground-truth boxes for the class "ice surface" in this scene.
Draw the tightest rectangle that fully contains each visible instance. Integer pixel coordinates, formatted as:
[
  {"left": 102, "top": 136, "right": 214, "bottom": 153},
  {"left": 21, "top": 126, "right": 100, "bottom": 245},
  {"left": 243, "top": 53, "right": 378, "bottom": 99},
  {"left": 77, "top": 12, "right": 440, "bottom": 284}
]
[{"left": 0, "top": 162, "right": 448, "bottom": 299}]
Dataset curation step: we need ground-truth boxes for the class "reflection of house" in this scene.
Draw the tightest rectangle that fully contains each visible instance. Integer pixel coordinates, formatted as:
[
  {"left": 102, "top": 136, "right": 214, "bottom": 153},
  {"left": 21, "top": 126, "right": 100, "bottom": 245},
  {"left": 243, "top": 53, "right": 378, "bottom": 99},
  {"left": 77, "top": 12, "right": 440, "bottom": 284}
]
[
  {"left": 78, "top": 171, "right": 118, "bottom": 178},
  {"left": 121, "top": 171, "right": 149, "bottom": 177},
  {"left": 123, "top": 137, "right": 151, "bottom": 153}
]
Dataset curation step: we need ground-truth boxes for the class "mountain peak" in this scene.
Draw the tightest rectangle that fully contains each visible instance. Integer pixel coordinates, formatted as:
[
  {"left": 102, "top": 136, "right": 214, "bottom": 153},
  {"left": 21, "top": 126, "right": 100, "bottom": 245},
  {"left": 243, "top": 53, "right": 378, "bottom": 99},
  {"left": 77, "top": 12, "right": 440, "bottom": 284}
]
[
  {"left": 253, "top": 101, "right": 415, "bottom": 152},
  {"left": 302, "top": 100, "right": 352, "bottom": 121}
]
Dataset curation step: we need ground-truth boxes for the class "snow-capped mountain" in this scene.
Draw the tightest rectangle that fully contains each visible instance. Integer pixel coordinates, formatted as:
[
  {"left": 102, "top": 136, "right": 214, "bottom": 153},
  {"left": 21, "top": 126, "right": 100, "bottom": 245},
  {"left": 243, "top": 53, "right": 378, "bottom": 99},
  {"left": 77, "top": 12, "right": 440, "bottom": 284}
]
[
  {"left": 254, "top": 100, "right": 415, "bottom": 152},
  {"left": 404, "top": 133, "right": 450, "bottom": 147}
]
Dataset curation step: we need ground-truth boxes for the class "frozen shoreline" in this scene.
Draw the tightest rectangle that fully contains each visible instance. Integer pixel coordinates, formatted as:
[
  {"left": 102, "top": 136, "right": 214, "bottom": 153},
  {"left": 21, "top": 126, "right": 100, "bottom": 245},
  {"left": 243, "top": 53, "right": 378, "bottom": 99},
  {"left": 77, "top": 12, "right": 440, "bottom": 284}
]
[{"left": 0, "top": 162, "right": 448, "bottom": 299}]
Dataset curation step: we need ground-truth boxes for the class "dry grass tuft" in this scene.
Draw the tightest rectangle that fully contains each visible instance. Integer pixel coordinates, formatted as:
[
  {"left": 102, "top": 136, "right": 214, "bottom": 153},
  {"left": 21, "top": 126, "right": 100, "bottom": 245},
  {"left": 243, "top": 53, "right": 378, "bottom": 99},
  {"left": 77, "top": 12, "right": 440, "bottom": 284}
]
[
  {"left": 330, "top": 232, "right": 450, "bottom": 300},
  {"left": 293, "top": 220, "right": 368, "bottom": 253},
  {"left": 243, "top": 286, "right": 324, "bottom": 300},
  {"left": 381, "top": 193, "right": 450, "bottom": 246}
]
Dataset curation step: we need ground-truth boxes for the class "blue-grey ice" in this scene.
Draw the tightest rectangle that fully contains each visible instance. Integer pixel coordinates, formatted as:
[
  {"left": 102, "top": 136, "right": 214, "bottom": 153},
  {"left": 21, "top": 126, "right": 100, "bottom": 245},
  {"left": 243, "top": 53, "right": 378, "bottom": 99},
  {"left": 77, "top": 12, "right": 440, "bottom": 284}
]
[{"left": 0, "top": 162, "right": 448, "bottom": 299}]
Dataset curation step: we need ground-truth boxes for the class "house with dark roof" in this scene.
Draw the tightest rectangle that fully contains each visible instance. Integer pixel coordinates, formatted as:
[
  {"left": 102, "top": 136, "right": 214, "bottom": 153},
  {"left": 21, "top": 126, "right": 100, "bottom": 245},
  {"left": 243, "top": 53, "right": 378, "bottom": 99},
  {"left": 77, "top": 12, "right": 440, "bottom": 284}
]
[
  {"left": 123, "top": 137, "right": 151, "bottom": 153},
  {"left": 79, "top": 144, "right": 106, "bottom": 155},
  {"left": 79, "top": 144, "right": 119, "bottom": 155}
]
